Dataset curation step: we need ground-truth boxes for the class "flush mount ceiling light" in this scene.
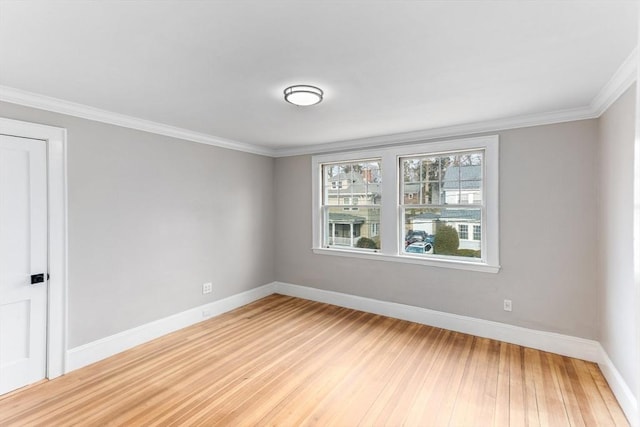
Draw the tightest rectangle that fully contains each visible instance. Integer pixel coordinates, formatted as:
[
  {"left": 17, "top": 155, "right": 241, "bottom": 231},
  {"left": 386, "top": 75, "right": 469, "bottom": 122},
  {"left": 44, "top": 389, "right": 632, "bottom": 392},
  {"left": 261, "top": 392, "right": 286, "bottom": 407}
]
[{"left": 283, "top": 85, "right": 324, "bottom": 106}]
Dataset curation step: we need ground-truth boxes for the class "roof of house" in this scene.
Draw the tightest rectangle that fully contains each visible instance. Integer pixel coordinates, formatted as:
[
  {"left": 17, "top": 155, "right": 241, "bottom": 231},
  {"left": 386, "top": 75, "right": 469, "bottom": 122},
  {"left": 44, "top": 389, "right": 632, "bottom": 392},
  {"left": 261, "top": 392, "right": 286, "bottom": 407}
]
[
  {"left": 413, "top": 209, "right": 481, "bottom": 221},
  {"left": 442, "top": 165, "right": 482, "bottom": 190},
  {"left": 403, "top": 183, "right": 421, "bottom": 193},
  {"left": 328, "top": 212, "right": 366, "bottom": 224},
  {"left": 327, "top": 172, "right": 381, "bottom": 196}
]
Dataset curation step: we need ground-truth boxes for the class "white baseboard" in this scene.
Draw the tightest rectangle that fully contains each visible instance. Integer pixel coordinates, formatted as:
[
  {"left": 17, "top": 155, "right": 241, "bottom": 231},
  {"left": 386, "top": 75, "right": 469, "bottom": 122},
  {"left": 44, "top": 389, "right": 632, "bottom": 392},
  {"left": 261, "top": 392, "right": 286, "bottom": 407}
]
[
  {"left": 598, "top": 345, "right": 639, "bottom": 427},
  {"left": 65, "top": 280, "right": 637, "bottom": 426},
  {"left": 273, "top": 281, "right": 601, "bottom": 362},
  {"left": 66, "top": 283, "right": 275, "bottom": 372},
  {"left": 274, "top": 281, "right": 640, "bottom": 425}
]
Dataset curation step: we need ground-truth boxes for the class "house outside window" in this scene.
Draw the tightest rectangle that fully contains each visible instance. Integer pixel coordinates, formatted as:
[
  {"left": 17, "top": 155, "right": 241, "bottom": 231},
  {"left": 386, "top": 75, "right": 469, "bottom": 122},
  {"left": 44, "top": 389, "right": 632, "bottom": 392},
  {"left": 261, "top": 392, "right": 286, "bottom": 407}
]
[
  {"left": 321, "top": 160, "right": 381, "bottom": 250},
  {"left": 401, "top": 150, "right": 483, "bottom": 258},
  {"left": 312, "top": 135, "right": 499, "bottom": 273}
]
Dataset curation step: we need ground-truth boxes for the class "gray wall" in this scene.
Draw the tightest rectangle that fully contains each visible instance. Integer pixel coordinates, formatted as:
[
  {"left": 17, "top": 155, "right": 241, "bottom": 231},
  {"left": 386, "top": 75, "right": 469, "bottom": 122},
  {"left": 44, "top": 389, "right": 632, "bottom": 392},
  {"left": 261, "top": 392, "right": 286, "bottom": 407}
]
[
  {"left": 0, "top": 102, "right": 276, "bottom": 348},
  {"left": 0, "top": 95, "right": 627, "bottom": 357},
  {"left": 275, "top": 120, "right": 600, "bottom": 339},
  {"left": 597, "top": 85, "right": 638, "bottom": 397}
]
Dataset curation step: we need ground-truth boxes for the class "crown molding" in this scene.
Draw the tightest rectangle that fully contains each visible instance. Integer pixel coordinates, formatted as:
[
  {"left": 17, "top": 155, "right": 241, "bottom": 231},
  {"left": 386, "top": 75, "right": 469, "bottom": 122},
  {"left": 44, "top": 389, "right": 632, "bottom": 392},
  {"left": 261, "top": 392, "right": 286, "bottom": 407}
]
[
  {"left": 0, "top": 86, "right": 276, "bottom": 157},
  {"left": 2, "top": 46, "right": 637, "bottom": 159},
  {"left": 274, "top": 47, "right": 639, "bottom": 157},
  {"left": 273, "top": 105, "right": 597, "bottom": 157},
  {"left": 590, "top": 47, "right": 638, "bottom": 117}
]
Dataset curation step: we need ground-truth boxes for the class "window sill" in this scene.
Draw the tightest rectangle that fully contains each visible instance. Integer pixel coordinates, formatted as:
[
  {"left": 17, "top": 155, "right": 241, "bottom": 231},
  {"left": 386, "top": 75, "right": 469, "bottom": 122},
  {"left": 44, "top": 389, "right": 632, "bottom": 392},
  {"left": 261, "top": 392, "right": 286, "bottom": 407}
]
[{"left": 312, "top": 248, "right": 501, "bottom": 273}]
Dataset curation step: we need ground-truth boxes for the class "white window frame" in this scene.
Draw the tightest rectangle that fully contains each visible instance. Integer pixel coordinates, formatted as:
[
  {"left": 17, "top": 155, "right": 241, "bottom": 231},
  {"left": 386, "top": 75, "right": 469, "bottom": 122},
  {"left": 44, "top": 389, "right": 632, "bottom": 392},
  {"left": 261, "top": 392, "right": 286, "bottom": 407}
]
[
  {"left": 319, "top": 158, "right": 382, "bottom": 251},
  {"left": 312, "top": 135, "right": 500, "bottom": 273}
]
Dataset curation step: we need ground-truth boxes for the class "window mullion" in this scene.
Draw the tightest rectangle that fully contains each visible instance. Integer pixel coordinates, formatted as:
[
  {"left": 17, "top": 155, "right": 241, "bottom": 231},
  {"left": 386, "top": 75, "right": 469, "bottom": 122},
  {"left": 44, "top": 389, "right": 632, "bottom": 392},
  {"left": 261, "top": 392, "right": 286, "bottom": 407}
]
[{"left": 380, "top": 150, "right": 397, "bottom": 255}]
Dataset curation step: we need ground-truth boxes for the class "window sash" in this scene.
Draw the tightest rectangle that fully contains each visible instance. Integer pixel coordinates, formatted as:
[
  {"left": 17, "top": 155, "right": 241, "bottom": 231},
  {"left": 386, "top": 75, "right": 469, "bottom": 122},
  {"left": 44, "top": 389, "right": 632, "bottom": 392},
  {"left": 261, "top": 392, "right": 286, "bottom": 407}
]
[
  {"left": 399, "top": 150, "right": 484, "bottom": 207},
  {"left": 321, "top": 205, "right": 381, "bottom": 250},
  {"left": 400, "top": 207, "right": 484, "bottom": 260},
  {"left": 398, "top": 149, "right": 486, "bottom": 261}
]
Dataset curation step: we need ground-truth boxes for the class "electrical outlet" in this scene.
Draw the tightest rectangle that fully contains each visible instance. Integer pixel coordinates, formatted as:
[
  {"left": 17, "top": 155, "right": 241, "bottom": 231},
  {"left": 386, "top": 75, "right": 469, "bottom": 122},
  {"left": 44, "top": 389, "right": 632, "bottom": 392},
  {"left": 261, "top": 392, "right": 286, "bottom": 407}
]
[
  {"left": 503, "top": 299, "right": 512, "bottom": 312},
  {"left": 202, "top": 282, "right": 212, "bottom": 294}
]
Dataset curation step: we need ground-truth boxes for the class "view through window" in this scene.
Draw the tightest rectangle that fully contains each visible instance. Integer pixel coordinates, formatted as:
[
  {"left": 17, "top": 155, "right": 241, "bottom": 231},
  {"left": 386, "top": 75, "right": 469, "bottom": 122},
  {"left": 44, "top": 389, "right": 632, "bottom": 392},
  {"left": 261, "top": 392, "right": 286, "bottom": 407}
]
[
  {"left": 312, "top": 135, "right": 499, "bottom": 273},
  {"left": 322, "top": 160, "right": 381, "bottom": 250},
  {"left": 401, "top": 151, "right": 483, "bottom": 259}
]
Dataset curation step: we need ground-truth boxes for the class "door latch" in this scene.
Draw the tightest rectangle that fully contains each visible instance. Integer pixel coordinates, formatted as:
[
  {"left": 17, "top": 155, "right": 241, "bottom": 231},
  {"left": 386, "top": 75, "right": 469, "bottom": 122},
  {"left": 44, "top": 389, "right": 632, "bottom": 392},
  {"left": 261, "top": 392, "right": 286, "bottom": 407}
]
[{"left": 30, "top": 273, "right": 48, "bottom": 284}]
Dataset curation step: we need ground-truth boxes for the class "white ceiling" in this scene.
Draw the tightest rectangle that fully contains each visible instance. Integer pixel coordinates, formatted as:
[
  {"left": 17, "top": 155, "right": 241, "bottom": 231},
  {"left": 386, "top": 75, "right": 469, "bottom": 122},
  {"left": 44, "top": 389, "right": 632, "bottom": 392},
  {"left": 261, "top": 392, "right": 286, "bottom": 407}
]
[{"left": 0, "top": 1, "right": 637, "bottom": 155}]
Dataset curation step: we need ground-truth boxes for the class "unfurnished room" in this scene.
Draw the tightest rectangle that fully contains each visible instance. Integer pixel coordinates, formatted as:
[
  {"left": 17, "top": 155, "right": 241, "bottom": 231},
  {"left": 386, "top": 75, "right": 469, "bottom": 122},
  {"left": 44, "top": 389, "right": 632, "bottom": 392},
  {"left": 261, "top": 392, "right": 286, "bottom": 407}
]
[{"left": 0, "top": 1, "right": 639, "bottom": 426}]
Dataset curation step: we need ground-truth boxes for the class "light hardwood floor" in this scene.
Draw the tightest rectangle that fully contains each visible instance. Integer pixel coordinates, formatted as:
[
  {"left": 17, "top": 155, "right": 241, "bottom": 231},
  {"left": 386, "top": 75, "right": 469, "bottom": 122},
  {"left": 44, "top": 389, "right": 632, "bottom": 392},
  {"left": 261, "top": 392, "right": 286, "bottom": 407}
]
[{"left": 0, "top": 294, "right": 628, "bottom": 426}]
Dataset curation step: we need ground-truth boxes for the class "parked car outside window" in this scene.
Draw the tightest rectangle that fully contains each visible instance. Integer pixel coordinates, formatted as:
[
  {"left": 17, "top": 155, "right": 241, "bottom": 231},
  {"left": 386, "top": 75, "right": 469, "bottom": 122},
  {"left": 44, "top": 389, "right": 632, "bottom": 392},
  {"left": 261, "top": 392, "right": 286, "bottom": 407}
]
[
  {"left": 405, "top": 230, "right": 434, "bottom": 246},
  {"left": 405, "top": 241, "right": 434, "bottom": 254}
]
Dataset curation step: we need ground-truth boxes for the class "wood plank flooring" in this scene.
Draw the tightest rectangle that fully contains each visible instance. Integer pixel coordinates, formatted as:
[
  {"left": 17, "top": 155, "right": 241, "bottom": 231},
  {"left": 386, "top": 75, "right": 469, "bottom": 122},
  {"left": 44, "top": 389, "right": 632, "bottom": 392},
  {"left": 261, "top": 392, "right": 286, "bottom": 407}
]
[{"left": 0, "top": 294, "right": 628, "bottom": 426}]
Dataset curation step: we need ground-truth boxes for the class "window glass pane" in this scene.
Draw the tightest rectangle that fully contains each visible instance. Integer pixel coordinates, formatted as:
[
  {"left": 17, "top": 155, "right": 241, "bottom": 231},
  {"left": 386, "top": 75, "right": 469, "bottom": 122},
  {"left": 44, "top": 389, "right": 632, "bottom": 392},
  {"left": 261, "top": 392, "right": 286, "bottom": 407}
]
[
  {"left": 443, "top": 187, "right": 460, "bottom": 204},
  {"left": 403, "top": 183, "right": 420, "bottom": 205},
  {"left": 324, "top": 164, "right": 339, "bottom": 184},
  {"left": 403, "top": 159, "right": 421, "bottom": 183},
  {"left": 461, "top": 182, "right": 482, "bottom": 204},
  {"left": 459, "top": 152, "right": 483, "bottom": 166},
  {"left": 403, "top": 207, "right": 481, "bottom": 258},
  {"left": 325, "top": 165, "right": 339, "bottom": 201},
  {"left": 425, "top": 181, "right": 441, "bottom": 204},
  {"left": 401, "top": 152, "right": 482, "bottom": 207},
  {"left": 350, "top": 161, "right": 381, "bottom": 204},
  {"left": 326, "top": 165, "right": 343, "bottom": 188},
  {"left": 323, "top": 160, "right": 382, "bottom": 206},
  {"left": 441, "top": 155, "right": 460, "bottom": 205},
  {"left": 423, "top": 158, "right": 440, "bottom": 182},
  {"left": 325, "top": 207, "right": 381, "bottom": 249},
  {"left": 440, "top": 155, "right": 458, "bottom": 180},
  {"left": 323, "top": 160, "right": 381, "bottom": 205}
]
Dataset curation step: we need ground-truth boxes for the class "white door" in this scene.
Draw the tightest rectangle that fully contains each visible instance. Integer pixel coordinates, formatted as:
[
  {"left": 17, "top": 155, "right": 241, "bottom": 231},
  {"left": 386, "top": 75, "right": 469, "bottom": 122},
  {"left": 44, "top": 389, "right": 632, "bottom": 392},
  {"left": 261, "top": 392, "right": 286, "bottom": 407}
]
[{"left": 0, "top": 134, "right": 48, "bottom": 394}]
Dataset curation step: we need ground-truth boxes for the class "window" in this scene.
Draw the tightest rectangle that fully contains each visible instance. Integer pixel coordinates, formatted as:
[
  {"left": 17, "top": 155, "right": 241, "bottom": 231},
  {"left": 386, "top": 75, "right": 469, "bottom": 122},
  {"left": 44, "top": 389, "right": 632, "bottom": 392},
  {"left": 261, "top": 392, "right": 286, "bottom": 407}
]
[
  {"left": 320, "top": 160, "right": 381, "bottom": 250},
  {"left": 343, "top": 197, "right": 350, "bottom": 211},
  {"left": 312, "top": 135, "right": 499, "bottom": 273},
  {"left": 459, "top": 224, "right": 469, "bottom": 240},
  {"left": 400, "top": 150, "right": 482, "bottom": 259},
  {"left": 371, "top": 223, "right": 379, "bottom": 236},
  {"left": 473, "top": 225, "right": 481, "bottom": 241}
]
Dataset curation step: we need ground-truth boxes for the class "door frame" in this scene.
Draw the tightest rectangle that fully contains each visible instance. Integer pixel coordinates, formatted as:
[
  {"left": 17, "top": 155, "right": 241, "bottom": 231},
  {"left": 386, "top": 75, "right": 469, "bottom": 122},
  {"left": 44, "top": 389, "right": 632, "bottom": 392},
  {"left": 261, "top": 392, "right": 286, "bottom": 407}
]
[
  {"left": 0, "top": 117, "right": 67, "bottom": 379},
  {"left": 634, "top": 22, "right": 640, "bottom": 425}
]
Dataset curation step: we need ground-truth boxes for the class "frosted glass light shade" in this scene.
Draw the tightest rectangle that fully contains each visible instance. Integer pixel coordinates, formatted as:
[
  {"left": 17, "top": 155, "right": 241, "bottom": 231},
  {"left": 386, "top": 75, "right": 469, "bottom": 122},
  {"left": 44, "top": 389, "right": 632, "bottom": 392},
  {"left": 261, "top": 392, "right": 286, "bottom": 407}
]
[{"left": 284, "top": 85, "right": 323, "bottom": 106}]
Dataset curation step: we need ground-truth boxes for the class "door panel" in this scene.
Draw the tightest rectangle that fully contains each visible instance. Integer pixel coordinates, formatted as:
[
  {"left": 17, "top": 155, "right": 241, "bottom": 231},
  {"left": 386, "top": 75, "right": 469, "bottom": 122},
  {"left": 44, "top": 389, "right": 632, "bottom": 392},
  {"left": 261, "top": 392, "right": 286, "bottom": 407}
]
[{"left": 0, "top": 134, "right": 47, "bottom": 394}]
